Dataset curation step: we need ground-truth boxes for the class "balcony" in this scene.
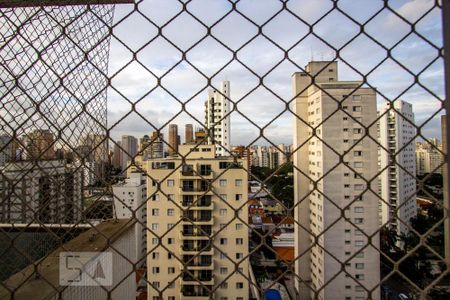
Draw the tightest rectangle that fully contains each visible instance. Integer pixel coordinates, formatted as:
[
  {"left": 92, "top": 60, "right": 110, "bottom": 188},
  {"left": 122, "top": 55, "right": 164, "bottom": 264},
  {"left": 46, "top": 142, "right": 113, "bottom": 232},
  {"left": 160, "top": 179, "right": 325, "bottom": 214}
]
[
  {"left": 181, "top": 199, "right": 213, "bottom": 210},
  {"left": 181, "top": 285, "right": 213, "bottom": 299},
  {"left": 181, "top": 272, "right": 214, "bottom": 285},
  {"left": 180, "top": 245, "right": 214, "bottom": 255}
]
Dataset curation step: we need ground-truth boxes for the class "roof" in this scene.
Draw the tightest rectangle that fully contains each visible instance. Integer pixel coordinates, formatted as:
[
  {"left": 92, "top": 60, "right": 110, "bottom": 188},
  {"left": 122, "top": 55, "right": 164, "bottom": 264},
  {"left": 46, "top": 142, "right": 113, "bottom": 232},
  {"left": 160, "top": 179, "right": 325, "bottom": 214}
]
[
  {"left": 0, "top": 219, "right": 135, "bottom": 300},
  {"left": 274, "top": 247, "right": 295, "bottom": 262},
  {"left": 272, "top": 216, "right": 294, "bottom": 225}
]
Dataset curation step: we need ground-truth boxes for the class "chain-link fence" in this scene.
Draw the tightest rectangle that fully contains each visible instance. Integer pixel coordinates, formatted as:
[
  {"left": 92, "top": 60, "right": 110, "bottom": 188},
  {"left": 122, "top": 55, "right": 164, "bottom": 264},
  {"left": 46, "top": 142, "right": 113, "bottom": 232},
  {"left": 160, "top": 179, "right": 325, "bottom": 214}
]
[{"left": 0, "top": 0, "right": 448, "bottom": 299}]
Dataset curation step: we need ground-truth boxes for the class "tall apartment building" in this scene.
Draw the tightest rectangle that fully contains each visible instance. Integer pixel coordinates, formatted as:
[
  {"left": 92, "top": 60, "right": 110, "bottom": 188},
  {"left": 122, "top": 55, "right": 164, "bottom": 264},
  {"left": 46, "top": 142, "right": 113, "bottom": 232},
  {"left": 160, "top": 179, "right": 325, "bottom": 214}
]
[
  {"left": 416, "top": 139, "right": 443, "bottom": 175},
  {"left": 185, "top": 124, "right": 194, "bottom": 144},
  {"left": 379, "top": 101, "right": 417, "bottom": 235},
  {"left": 293, "top": 61, "right": 380, "bottom": 300},
  {"left": 22, "top": 129, "right": 55, "bottom": 160},
  {"left": 112, "top": 172, "right": 147, "bottom": 268},
  {"left": 121, "top": 135, "right": 138, "bottom": 172},
  {"left": 168, "top": 124, "right": 179, "bottom": 156},
  {"left": 204, "top": 81, "right": 231, "bottom": 157},
  {"left": 0, "top": 160, "right": 82, "bottom": 224},
  {"left": 145, "top": 144, "right": 249, "bottom": 299},
  {"left": 113, "top": 141, "right": 123, "bottom": 169}
]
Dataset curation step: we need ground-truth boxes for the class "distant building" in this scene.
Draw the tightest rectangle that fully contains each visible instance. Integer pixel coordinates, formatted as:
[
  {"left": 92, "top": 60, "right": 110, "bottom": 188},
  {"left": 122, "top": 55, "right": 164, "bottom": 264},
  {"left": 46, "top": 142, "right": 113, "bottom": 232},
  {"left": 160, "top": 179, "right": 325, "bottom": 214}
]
[
  {"left": 379, "top": 100, "right": 417, "bottom": 235},
  {"left": 416, "top": 139, "right": 443, "bottom": 175},
  {"left": 121, "top": 135, "right": 138, "bottom": 172},
  {"left": 0, "top": 135, "right": 17, "bottom": 167},
  {"left": 204, "top": 81, "right": 231, "bottom": 156},
  {"left": 112, "top": 172, "right": 147, "bottom": 268},
  {"left": 185, "top": 124, "right": 194, "bottom": 144},
  {"left": 22, "top": 129, "right": 55, "bottom": 160},
  {"left": 140, "top": 132, "right": 163, "bottom": 160},
  {"left": 112, "top": 141, "right": 122, "bottom": 169},
  {"left": 168, "top": 124, "right": 179, "bottom": 156},
  {"left": 194, "top": 127, "right": 207, "bottom": 145},
  {"left": 0, "top": 160, "right": 82, "bottom": 224}
]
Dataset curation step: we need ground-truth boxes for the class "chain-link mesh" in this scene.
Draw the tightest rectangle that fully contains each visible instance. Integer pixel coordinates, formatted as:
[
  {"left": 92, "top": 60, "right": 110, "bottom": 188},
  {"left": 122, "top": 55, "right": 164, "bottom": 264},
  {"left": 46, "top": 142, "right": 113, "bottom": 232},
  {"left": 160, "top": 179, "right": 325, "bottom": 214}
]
[{"left": 0, "top": 0, "right": 448, "bottom": 300}]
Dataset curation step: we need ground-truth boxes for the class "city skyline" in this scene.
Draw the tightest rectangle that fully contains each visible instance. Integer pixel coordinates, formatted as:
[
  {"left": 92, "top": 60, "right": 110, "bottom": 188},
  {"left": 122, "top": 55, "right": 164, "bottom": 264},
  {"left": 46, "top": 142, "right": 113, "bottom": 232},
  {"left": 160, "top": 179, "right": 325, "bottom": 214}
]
[{"left": 107, "top": 0, "right": 443, "bottom": 145}]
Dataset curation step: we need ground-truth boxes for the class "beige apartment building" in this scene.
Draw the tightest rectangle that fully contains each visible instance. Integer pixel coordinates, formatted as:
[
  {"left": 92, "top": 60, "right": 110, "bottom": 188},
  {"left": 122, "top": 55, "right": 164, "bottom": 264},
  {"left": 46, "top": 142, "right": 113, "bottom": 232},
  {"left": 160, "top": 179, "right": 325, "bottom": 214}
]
[
  {"left": 293, "top": 61, "right": 380, "bottom": 300},
  {"left": 145, "top": 144, "right": 249, "bottom": 300}
]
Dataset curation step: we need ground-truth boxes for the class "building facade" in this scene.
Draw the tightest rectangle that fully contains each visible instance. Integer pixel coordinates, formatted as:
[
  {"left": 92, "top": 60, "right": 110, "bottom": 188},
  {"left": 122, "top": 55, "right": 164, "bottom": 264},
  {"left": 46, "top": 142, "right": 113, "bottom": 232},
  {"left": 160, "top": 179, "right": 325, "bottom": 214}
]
[
  {"left": 204, "top": 81, "right": 231, "bottom": 157},
  {"left": 145, "top": 144, "right": 249, "bottom": 299},
  {"left": 293, "top": 61, "right": 380, "bottom": 300},
  {"left": 168, "top": 124, "right": 179, "bottom": 156},
  {"left": 0, "top": 160, "right": 82, "bottom": 224},
  {"left": 121, "top": 135, "right": 138, "bottom": 172},
  {"left": 112, "top": 172, "right": 147, "bottom": 268},
  {"left": 416, "top": 139, "right": 443, "bottom": 175},
  {"left": 379, "top": 101, "right": 417, "bottom": 235}
]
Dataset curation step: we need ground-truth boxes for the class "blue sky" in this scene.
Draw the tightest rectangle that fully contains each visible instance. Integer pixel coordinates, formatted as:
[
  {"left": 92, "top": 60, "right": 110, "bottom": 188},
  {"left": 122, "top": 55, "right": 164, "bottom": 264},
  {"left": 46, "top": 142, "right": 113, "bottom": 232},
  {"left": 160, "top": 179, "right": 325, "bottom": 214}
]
[{"left": 107, "top": 0, "right": 444, "bottom": 146}]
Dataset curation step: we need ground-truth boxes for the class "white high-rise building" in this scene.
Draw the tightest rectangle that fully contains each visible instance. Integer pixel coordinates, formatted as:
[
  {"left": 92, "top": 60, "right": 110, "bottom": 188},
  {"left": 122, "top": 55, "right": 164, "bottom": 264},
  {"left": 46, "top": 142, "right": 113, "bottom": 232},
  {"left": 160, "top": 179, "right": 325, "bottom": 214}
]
[
  {"left": 204, "top": 81, "right": 231, "bottom": 157},
  {"left": 112, "top": 172, "right": 147, "bottom": 268},
  {"left": 379, "top": 101, "right": 417, "bottom": 235},
  {"left": 293, "top": 61, "right": 380, "bottom": 300}
]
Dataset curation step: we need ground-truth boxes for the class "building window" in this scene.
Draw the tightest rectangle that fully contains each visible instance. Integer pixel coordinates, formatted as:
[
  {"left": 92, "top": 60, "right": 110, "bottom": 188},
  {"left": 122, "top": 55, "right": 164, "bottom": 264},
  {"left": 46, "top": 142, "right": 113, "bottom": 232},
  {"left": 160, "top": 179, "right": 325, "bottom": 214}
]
[
  {"left": 220, "top": 209, "right": 227, "bottom": 216},
  {"left": 219, "top": 194, "right": 227, "bottom": 201},
  {"left": 220, "top": 282, "right": 228, "bottom": 289},
  {"left": 236, "top": 253, "right": 243, "bottom": 259},
  {"left": 236, "top": 282, "right": 244, "bottom": 289},
  {"left": 152, "top": 252, "right": 159, "bottom": 259},
  {"left": 167, "top": 179, "right": 174, "bottom": 187},
  {"left": 152, "top": 267, "right": 159, "bottom": 274},
  {"left": 152, "top": 238, "right": 158, "bottom": 245},
  {"left": 353, "top": 106, "right": 362, "bottom": 112},
  {"left": 354, "top": 151, "right": 362, "bottom": 156},
  {"left": 355, "top": 263, "right": 364, "bottom": 269},
  {"left": 167, "top": 223, "right": 174, "bottom": 230},
  {"left": 355, "top": 274, "right": 364, "bottom": 280},
  {"left": 152, "top": 194, "right": 160, "bottom": 201},
  {"left": 220, "top": 238, "right": 227, "bottom": 245},
  {"left": 219, "top": 179, "right": 227, "bottom": 186},
  {"left": 168, "top": 238, "right": 174, "bottom": 244},
  {"left": 353, "top": 95, "right": 361, "bottom": 101},
  {"left": 354, "top": 207, "right": 364, "bottom": 213},
  {"left": 220, "top": 267, "right": 228, "bottom": 274},
  {"left": 236, "top": 223, "right": 243, "bottom": 230},
  {"left": 354, "top": 162, "right": 363, "bottom": 168},
  {"left": 355, "top": 240, "right": 364, "bottom": 247},
  {"left": 152, "top": 282, "right": 160, "bottom": 288},
  {"left": 236, "top": 238, "right": 243, "bottom": 245},
  {"left": 353, "top": 128, "right": 362, "bottom": 134},
  {"left": 167, "top": 208, "right": 175, "bottom": 216},
  {"left": 354, "top": 184, "right": 364, "bottom": 190},
  {"left": 152, "top": 209, "right": 159, "bottom": 216},
  {"left": 151, "top": 223, "right": 159, "bottom": 230},
  {"left": 168, "top": 267, "right": 175, "bottom": 274},
  {"left": 354, "top": 218, "right": 364, "bottom": 224},
  {"left": 235, "top": 179, "right": 242, "bottom": 186},
  {"left": 235, "top": 194, "right": 243, "bottom": 201}
]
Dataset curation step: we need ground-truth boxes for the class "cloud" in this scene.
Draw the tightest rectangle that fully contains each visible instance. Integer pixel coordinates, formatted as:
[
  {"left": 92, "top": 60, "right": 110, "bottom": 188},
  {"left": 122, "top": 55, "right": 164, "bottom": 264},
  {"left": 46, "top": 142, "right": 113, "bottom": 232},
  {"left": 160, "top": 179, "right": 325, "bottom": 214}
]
[{"left": 106, "top": 0, "right": 444, "bottom": 146}]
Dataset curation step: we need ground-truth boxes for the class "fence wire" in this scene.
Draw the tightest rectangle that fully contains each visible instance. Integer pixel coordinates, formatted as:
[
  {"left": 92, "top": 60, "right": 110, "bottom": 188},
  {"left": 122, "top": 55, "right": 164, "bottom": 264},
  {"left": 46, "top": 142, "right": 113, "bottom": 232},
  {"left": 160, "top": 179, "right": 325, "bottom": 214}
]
[{"left": 0, "top": 0, "right": 448, "bottom": 300}]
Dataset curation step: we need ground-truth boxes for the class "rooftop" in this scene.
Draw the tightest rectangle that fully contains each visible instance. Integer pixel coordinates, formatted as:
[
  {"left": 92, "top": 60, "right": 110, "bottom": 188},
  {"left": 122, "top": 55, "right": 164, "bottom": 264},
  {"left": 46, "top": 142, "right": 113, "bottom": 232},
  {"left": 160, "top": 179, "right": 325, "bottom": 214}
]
[{"left": 0, "top": 219, "right": 135, "bottom": 300}]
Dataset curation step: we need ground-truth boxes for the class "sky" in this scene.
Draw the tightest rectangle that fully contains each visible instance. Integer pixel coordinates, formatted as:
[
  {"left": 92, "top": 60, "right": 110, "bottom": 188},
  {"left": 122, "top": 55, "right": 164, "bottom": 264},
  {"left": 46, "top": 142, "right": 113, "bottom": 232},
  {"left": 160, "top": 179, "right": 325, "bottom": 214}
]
[{"left": 106, "top": 0, "right": 445, "bottom": 146}]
